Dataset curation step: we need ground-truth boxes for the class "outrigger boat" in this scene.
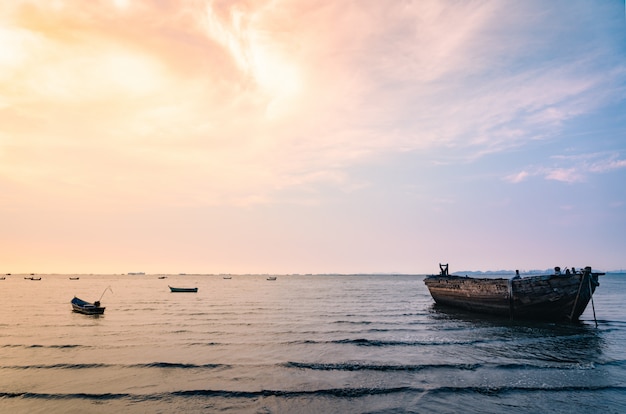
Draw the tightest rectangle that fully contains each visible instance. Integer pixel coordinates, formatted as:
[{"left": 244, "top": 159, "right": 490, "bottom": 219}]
[
  {"left": 169, "top": 286, "right": 198, "bottom": 292},
  {"left": 424, "top": 264, "right": 603, "bottom": 322},
  {"left": 71, "top": 297, "right": 105, "bottom": 315}
]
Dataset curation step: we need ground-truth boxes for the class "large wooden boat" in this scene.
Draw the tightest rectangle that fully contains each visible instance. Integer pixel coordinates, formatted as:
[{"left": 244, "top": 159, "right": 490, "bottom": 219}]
[
  {"left": 169, "top": 286, "right": 198, "bottom": 292},
  {"left": 424, "top": 264, "right": 603, "bottom": 322},
  {"left": 71, "top": 297, "right": 106, "bottom": 315}
]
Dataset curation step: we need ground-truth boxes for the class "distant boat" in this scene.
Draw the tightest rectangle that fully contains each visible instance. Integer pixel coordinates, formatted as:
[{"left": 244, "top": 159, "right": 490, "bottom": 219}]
[
  {"left": 223, "top": 276, "right": 232, "bottom": 279},
  {"left": 71, "top": 297, "right": 105, "bottom": 315},
  {"left": 69, "top": 277, "right": 80, "bottom": 280},
  {"left": 169, "top": 286, "right": 198, "bottom": 293},
  {"left": 424, "top": 264, "right": 603, "bottom": 322},
  {"left": 25, "top": 277, "right": 41, "bottom": 280},
  {"left": 266, "top": 276, "right": 277, "bottom": 281},
  {"left": 0, "top": 277, "right": 5, "bottom": 280},
  {"left": 158, "top": 276, "right": 167, "bottom": 279}
]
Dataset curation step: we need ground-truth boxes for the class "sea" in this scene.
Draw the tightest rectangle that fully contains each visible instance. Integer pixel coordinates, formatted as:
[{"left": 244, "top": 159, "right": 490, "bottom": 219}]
[{"left": 1, "top": 272, "right": 625, "bottom": 413}]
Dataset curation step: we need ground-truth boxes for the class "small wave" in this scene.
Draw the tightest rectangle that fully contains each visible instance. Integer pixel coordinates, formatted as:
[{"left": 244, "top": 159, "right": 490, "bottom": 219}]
[
  {"left": 601, "top": 359, "right": 626, "bottom": 367},
  {"left": 331, "top": 338, "right": 488, "bottom": 346},
  {"left": 0, "top": 392, "right": 131, "bottom": 400},
  {"left": 28, "top": 344, "right": 84, "bottom": 349},
  {"left": 284, "top": 338, "right": 490, "bottom": 346},
  {"left": 3, "top": 385, "right": 625, "bottom": 401},
  {"left": 170, "top": 387, "right": 414, "bottom": 398},
  {"left": 333, "top": 320, "right": 372, "bottom": 325},
  {"left": 0, "top": 344, "right": 87, "bottom": 350},
  {"left": 187, "top": 342, "right": 221, "bottom": 346},
  {"left": 138, "top": 362, "right": 228, "bottom": 369},
  {"left": 4, "top": 363, "right": 110, "bottom": 370},
  {"left": 427, "top": 384, "right": 626, "bottom": 396},
  {"left": 283, "top": 362, "right": 481, "bottom": 372},
  {"left": 283, "top": 361, "right": 615, "bottom": 372},
  {"left": 1, "top": 362, "right": 228, "bottom": 370}
]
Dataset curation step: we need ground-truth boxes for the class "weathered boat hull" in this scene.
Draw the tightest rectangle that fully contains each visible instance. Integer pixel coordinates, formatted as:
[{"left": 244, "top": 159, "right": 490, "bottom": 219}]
[
  {"left": 169, "top": 286, "right": 198, "bottom": 292},
  {"left": 71, "top": 297, "right": 105, "bottom": 315},
  {"left": 424, "top": 266, "right": 602, "bottom": 321}
]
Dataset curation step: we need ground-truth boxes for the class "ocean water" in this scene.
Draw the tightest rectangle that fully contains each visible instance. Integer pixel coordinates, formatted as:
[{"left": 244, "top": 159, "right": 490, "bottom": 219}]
[{"left": 1, "top": 273, "right": 625, "bottom": 413}]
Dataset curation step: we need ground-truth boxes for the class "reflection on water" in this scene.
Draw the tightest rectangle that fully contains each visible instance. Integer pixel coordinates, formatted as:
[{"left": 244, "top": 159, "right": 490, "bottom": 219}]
[{"left": 428, "top": 303, "right": 606, "bottom": 366}]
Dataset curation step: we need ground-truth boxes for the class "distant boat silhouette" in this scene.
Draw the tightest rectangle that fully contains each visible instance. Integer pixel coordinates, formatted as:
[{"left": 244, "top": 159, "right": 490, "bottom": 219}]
[{"left": 169, "top": 286, "right": 198, "bottom": 293}]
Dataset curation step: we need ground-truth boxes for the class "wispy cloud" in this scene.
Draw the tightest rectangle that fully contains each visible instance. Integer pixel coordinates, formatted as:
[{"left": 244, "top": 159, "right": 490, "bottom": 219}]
[
  {"left": 545, "top": 168, "right": 584, "bottom": 184},
  {"left": 505, "top": 152, "right": 626, "bottom": 184},
  {"left": 1, "top": 0, "right": 624, "bottom": 208},
  {"left": 588, "top": 157, "right": 626, "bottom": 173},
  {"left": 504, "top": 171, "right": 530, "bottom": 184}
]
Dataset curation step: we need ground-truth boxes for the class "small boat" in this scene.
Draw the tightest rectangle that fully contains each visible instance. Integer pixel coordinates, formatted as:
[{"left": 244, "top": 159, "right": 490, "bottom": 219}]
[
  {"left": 168, "top": 286, "right": 198, "bottom": 292},
  {"left": 29, "top": 277, "right": 41, "bottom": 280},
  {"left": 223, "top": 276, "right": 232, "bottom": 279},
  {"left": 0, "top": 277, "right": 5, "bottom": 280},
  {"left": 71, "top": 297, "right": 105, "bottom": 315},
  {"left": 69, "top": 277, "right": 80, "bottom": 280},
  {"left": 266, "top": 276, "right": 277, "bottom": 281},
  {"left": 424, "top": 264, "right": 603, "bottom": 322},
  {"left": 158, "top": 276, "right": 168, "bottom": 279}
]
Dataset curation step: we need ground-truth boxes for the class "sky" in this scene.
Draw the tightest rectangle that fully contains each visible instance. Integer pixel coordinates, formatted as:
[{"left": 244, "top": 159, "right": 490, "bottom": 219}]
[{"left": 1, "top": 0, "right": 625, "bottom": 275}]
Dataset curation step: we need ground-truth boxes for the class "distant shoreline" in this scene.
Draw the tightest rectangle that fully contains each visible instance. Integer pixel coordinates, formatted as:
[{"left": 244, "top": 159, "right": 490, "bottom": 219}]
[{"left": 2, "top": 271, "right": 625, "bottom": 277}]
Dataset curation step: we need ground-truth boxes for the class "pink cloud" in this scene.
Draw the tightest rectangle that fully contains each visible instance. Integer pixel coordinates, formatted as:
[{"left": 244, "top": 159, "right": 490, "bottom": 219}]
[
  {"left": 504, "top": 170, "right": 530, "bottom": 183},
  {"left": 545, "top": 168, "right": 584, "bottom": 183}
]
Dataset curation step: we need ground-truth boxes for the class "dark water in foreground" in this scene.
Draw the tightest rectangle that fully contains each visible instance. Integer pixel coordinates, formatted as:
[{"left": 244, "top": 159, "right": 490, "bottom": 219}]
[{"left": 1, "top": 273, "right": 625, "bottom": 413}]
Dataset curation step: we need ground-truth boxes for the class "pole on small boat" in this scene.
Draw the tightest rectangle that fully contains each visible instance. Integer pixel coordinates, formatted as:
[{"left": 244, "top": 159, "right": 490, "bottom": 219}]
[
  {"left": 98, "top": 286, "right": 113, "bottom": 302},
  {"left": 588, "top": 276, "right": 598, "bottom": 328}
]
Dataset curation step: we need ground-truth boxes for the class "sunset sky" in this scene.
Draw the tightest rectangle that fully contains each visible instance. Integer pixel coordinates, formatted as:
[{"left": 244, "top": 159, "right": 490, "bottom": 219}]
[{"left": 1, "top": 0, "right": 625, "bottom": 274}]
